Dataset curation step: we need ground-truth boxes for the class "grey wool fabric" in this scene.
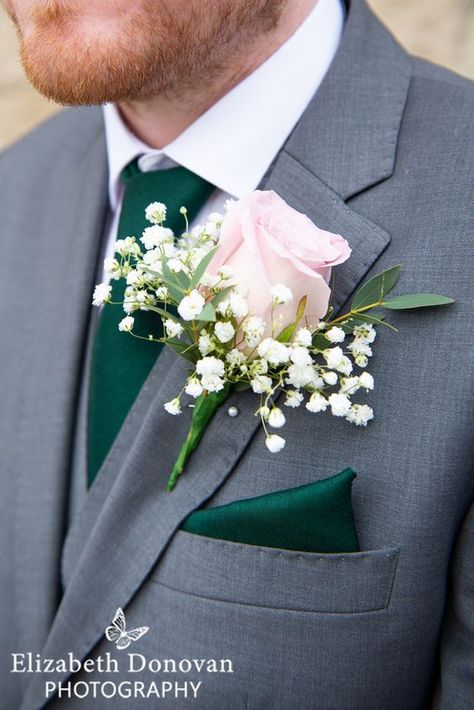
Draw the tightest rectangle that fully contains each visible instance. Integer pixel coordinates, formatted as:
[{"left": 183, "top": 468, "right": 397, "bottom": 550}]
[{"left": 0, "top": 1, "right": 473, "bottom": 708}]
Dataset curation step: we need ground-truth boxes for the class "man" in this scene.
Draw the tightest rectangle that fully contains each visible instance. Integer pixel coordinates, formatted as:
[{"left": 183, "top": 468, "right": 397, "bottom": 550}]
[{"left": 0, "top": 0, "right": 472, "bottom": 707}]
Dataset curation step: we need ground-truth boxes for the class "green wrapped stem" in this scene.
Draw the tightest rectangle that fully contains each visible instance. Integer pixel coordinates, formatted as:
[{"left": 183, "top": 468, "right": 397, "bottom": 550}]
[{"left": 167, "top": 384, "right": 231, "bottom": 491}]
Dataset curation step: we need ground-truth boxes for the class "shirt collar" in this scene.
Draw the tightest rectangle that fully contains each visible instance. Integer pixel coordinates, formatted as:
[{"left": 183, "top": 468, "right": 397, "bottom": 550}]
[{"left": 103, "top": 0, "right": 344, "bottom": 211}]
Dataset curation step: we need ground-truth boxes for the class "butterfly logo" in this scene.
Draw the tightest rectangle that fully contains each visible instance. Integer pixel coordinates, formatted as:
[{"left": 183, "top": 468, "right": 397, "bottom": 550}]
[{"left": 105, "top": 607, "right": 149, "bottom": 650}]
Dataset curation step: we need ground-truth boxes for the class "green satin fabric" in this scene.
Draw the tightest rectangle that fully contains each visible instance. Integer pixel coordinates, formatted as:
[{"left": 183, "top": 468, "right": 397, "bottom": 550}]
[
  {"left": 182, "top": 468, "right": 360, "bottom": 553},
  {"left": 87, "top": 162, "right": 214, "bottom": 485}
]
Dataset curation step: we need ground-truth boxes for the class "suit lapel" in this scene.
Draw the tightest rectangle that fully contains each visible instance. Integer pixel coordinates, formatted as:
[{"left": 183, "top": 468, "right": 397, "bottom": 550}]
[
  {"left": 13, "top": 111, "right": 108, "bottom": 664},
  {"left": 24, "top": 1, "right": 412, "bottom": 706}
]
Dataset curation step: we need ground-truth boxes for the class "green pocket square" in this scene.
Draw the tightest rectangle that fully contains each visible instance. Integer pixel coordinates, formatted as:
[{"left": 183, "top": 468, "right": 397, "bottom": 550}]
[{"left": 181, "top": 468, "right": 359, "bottom": 553}]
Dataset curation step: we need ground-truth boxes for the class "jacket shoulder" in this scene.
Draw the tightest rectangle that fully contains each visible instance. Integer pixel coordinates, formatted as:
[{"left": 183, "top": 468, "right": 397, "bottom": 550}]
[{"left": 0, "top": 106, "right": 104, "bottom": 172}]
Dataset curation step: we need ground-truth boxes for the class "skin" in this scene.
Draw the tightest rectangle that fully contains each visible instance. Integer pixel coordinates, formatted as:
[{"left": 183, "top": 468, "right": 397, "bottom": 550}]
[{"left": 2, "top": 0, "right": 318, "bottom": 147}]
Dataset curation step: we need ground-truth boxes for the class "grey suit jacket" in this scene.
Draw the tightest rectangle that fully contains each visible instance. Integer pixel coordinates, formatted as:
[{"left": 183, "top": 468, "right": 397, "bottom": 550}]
[{"left": 1, "top": 1, "right": 473, "bottom": 708}]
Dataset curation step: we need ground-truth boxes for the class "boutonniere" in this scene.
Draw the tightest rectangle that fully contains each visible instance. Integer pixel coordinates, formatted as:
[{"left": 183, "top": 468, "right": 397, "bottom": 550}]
[{"left": 93, "top": 190, "right": 454, "bottom": 490}]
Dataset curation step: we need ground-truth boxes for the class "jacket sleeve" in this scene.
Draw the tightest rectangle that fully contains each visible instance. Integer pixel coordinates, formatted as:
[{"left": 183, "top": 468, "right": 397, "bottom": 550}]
[{"left": 432, "top": 502, "right": 474, "bottom": 709}]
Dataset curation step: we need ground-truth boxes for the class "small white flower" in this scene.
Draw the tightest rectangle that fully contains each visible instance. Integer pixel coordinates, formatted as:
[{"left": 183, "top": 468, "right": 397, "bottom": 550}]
[
  {"left": 167, "top": 257, "right": 187, "bottom": 274},
  {"left": 141, "top": 225, "right": 173, "bottom": 249},
  {"left": 286, "top": 364, "right": 316, "bottom": 388},
  {"left": 336, "top": 356, "right": 353, "bottom": 376},
  {"left": 164, "top": 397, "right": 181, "bottom": 415},
  {"left": 355, "top": 354, "right": 369, "bottom": 368},
  {"left": 243, "top": 316, "right": 266, "bottom": 347},
  {"left": 198, "top": 333, "right": 215, "bottom": 355},
  {"left": 251, "top": 358, "right": 268, "bottom": 375},
  {"left": 250, "top": 375, "right": 273, "bottom": 394},
  {"left": 155, "top": 285, "right": 169, "bottom": 301},
  {"left": 294, "top": 328, "right": 312, "bottom": 347},
  {"left": 306, "top": 392, "right": 329, "bottom": 413},
  {"left": 322, "top": 371, "right": 338, "bottom": 386},
  {"left": 359, "top": 372, "right": 374, "bottom": 390},
  {"left": 290, "top": 347, "right": 313, "bottom": 367},
  {"left": 177, "top": 290, "right": 205, "bottom": 321},
  {"left": 104, "top": 256, "right": 121, "bottom": 279},
  {"left": 328, "top": 393, "right": 352, "bottom": 417},
  {"left": 207, "top": 211, "right": 223, "bottom": 225},
  {"left": 114, "top": 237, "right": 141, "bottom": 257},
  {"left": 126, "top": 269, "right": 145, "bottom": 287},
  {"left": 214, "top": 321, "right": 235, "bottom": 343},
  {"left": 219, "top": 265, "right": 234, "bottom": 280},
  {"left": 200, "top": 272, "right": 220, "bottom": 289},
  {"left": 326, "top": 326, "right": 346, "bottom": 344},
  {"left": 270, "top": 283, "right": 293, "bottom": 305},
  {"left": 92, "top": 283, "right": 112, "bottom": 306},
  {"left": 196, "top": 356, "right": 225, "bottom": 377},
  {"left": 284, "top": 390, "right": 304, "bottom": 408},
  {"left": 340, "top": 376, "right": 361, "bottom": 395},
  {"left": 201, "top": 374, "right": 225, "bottom": 393},
  {"left": 258, "top": 338, "right": 291, "bottom": 366},
  {"left": 224, "top": 198, "right": 236, "bottom": 212},
  {"left": 226, "top": 348, "right": 246, "bottom": 367},
  {"left": 265, "top": 434, "right": 286, "bottom": 453},
  {"left": 346, "top": 404, "right": 374, "bottom": 426},
  {"left": 257, "top": 405, "right": 270, "bottom": 420},
  {"left": 229, "top": 292, "right": 249, "bottom": 319},
  {"left": 268, "top": 408, "right": 286, "bottom": 428},
  {"left": 185, "top": 378, "right": 204, "bottom": 398},
  {"left": 145, "top": 201, "right": 167, "bottom": 224},
  {"left": 164, "top": 319, "right": 184, "bottom": 339},
  {"left": 353, "top": 323, "right": 376, "bottom": 344},
  {"left": 118, "top": 316, "right": 134, "bottom": 332},
  {"left": 324, "top": 347, "right": 344, "bottom": 370},
  {"left": 348, "top": 340, "right": 373, "bottom": 358}
]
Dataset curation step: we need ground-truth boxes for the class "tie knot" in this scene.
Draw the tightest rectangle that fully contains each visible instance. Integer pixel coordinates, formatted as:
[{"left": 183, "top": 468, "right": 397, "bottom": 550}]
[{"left": 117, "top": 159, "right": 215, "bottom": 239}]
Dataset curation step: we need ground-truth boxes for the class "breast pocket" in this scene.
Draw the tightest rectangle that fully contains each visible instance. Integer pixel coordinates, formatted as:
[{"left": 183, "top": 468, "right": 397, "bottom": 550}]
[{"left": 149, "top": 530, "right": 400, "bottom": 614}]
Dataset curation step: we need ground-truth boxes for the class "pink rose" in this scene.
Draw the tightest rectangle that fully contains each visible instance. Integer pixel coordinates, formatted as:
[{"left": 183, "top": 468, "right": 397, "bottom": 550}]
[{"left": 210, "top": 190, "right": 351, "bottom": 332}]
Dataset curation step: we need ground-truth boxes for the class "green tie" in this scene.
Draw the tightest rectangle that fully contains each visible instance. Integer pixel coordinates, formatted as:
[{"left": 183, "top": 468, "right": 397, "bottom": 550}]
[{"left": 88, "top": 160, "right": 215, "bottom": 486}]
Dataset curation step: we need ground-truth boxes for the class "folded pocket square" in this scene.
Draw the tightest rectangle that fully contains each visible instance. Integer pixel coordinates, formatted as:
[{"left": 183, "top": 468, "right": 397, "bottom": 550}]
[{"left": 181, "top": 467, "right": 359, "bottom": 553}]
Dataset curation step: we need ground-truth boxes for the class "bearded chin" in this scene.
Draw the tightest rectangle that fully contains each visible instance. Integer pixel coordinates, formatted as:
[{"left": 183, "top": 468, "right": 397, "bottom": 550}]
[
  {"left": 19, "top": 23, "right": 166, "bottom": 106},
  {"left": 15, "top": 0, "right": 285, "bottom": 107}
]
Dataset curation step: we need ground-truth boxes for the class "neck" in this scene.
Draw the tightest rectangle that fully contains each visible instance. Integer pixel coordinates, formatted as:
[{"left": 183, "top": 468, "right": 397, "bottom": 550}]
[{"left": 118, "top": 0, "right": 319, "bottom": 149}]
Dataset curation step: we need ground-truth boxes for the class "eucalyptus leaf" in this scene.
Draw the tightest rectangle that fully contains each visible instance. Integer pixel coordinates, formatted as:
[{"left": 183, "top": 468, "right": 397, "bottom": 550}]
[
  {"left": 194, "top": 302, "right": 216, "bottom": 322},
  {"left": 211, "top": 285, "right": 235, "bottom": 308},
  {"left": 312, "top": 333, "right": 331, "bottom": 350},
  {"left": 161, "top": 258, "right": 187, "bottom": 300},
  {"left": 165, "top": 339, "right": 199, "bottom": 364},
  {"left": 382, "top": 293, "right": 455, "bottom": 310},
  {"left": 351, "top": 265, "right": 401, "bottom": 310},
  {"left": 189, "top": 246, "right": 219, "bottom": 289}
]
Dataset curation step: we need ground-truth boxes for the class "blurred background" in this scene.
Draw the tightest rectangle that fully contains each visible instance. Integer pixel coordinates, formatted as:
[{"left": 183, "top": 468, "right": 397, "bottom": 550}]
[{"left": 1, "top": 0, "right": 473, "bottom": 150}]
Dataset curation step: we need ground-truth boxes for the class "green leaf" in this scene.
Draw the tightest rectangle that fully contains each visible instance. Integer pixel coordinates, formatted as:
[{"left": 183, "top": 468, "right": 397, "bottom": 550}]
[
  {"left": 189, "top": 246, "right": 219, "bottom": 289},
  {"left": 382, "top": 293, "right": 455, "bottom": 310},
  {"left": 211, "top": 285, "right": 235, "bottom": 308},
  {"left": 161, "top": 258, "right": 187, "bottom": 300},
  {"left": 276, "top": 296, "right": 307, "bottom": 343},
  {"left": 194, "top": 302, "right": 216, "bottom": 322},
  {"left": 165, "top": 339, "right": 199, "bottom": 364},
  {"left": 232, "top": 381, "right": 251, "bottom": 392},
  {"left": 174, "top": 269, "right": 191, "bottom": 290},
  {"left": 312, "top": 333, "right": 331, "bottom": 350},
  {"left": 351, "top": 265, "right": 401, "bottom": 310}
]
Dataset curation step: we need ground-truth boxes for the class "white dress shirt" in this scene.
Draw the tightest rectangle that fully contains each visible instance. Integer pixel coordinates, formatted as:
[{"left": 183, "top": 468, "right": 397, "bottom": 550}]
[{"left": 101, "top": 0, "right": 344, "bottom": 280}]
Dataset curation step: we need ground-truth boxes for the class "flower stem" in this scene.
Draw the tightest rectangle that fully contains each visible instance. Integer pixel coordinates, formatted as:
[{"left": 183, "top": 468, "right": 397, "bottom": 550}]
[{"left": 166, "top": 384, "right": 232, "bottom": 491}]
